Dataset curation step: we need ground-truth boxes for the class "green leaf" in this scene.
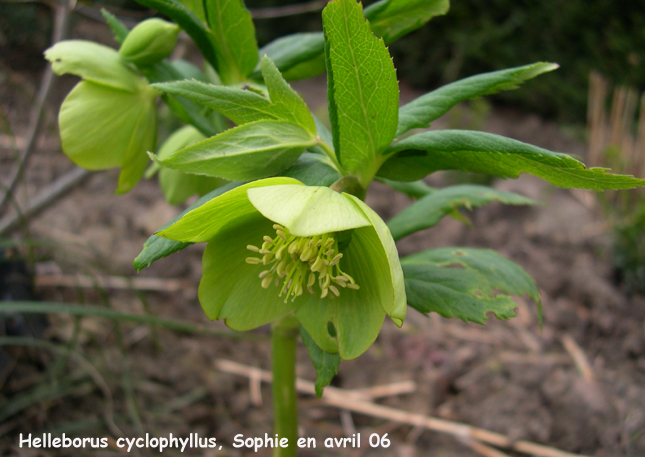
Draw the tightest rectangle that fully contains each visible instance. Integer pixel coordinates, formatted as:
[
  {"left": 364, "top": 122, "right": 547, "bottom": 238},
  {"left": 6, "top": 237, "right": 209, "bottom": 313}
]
[
  {"left": 133, "top": 181, "right": 242, "bottom": 271},
  {"left": 323, "top": 0, "right": 399, "bottom": 186},
  {"left": 401, "top": 247, "right": 541, "bottom": 323},
  {"left": 45, "top": 40, "right": 144, "bottom": 92},
  {"left": 300, "top": 325, "right": 340, "bottom": 398},
  {"left": 152, "top": 120, "right": 318, "bottom": 180},
  {"left": 281, "top": 153, "right": 341, "bottom": 186},
  {"left": 378, "top": 178, "right": 435, "bottom": 198},
  {"left": 204, "top": 0, "right": 259, "bottom": 84},
  {"left": 100, "top": 9, "right": 129, "bottom": 45},
  {"left": 132, "top": 0, "right": 220, "bottom": 71},
  {"left": 144, "top": 61, "right": 220, "bottom": 137},
  {"left": 251, "top": 33, "right": 325, "bottom": 79},
  {"left": 260, "top": 56, "right": 316, "bottom": 135},
  {"left": 381, "top": 130, "right": 645, "bottom": 190},
  {"left": 252, "top": 0, "right": 450, "bottom": 81},
  {"left": 396, "top": 62, "right": 559, "bottom": 137},
  {"left": 58, "top": 81, "right": 157, "bottom": 194},
  {"left": 157, "top": 178, "right": 302, "bottom": 243},
  {"left": 388, "top": 184, "right": 535, "bottom": 240},
  {"left": 153, "top": 58, "right": 315, "bottom": 132},
  {"left": 364, "top": 0, "right": 450, "bottom": 44},
  {"left": 280, "top": 53, "right": 327, "bottom": 82},
  {"left": 153, "top": 79, "right": 273, "bottom": 126},
  {"left": 177, "top": 0, "right": 206, "bottom": 22}
]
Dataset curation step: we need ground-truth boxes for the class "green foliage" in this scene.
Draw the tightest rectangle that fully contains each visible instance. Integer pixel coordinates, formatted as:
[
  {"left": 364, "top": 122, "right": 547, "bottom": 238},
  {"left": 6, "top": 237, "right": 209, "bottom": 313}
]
[
  {"left": 396, "top": 62, "right": 558, "bottom": 136},
  {"left": 381, "top": 130, "right": 645, "bottom": 190},
  {"left": 153, "top": 56, "right": 315, "bottom": 133},
  {"left": 203, "top": 0, "right": 258, "bottom": 84},
  {"left": 151, "top": 120, "right": 318, "bottom": 180},
  {"left": 387, "top": 184, "right": 535, "bottom": 240},
  {"left": 401, "top": 247, "right": 541, "bottom": 324},
  {"left": 133, "top": 181, "right": 241, "bottom": 271},
  {"left": 253, "top": 0, "right": 451, "bottom": 81},
  {"left": 300, "top": 325, "right": 340, "bottom": 398},
  {"left": 324, "top": 0, "right": 399, "bottom": 186},
  {"left": 251, "top": 33, "right": 324, "bottom": 80},
  {"left": 364, "top": 0, "right": 449, "bottom": 44}
]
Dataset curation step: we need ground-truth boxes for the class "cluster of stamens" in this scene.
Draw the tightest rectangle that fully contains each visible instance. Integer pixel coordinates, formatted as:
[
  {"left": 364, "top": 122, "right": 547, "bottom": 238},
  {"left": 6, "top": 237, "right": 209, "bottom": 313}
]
[{"left": 246, "top": 224, "right": 359, "bottom": 303}]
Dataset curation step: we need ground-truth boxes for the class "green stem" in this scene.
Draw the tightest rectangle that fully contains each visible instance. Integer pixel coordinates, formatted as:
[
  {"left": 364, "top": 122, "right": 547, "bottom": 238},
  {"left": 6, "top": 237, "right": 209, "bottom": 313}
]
[
  {"left": 271, "top": 315, "right": 300, "bottom": 457},
  {"left": 316, "top": 138, "right": 345, "bottom": 173}
]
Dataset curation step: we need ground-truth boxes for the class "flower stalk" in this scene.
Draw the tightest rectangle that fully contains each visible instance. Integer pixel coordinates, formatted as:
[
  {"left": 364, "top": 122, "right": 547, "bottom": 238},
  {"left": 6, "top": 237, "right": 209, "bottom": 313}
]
[{"left": 271, "top": 315, "right": 300, "bottom": 457}]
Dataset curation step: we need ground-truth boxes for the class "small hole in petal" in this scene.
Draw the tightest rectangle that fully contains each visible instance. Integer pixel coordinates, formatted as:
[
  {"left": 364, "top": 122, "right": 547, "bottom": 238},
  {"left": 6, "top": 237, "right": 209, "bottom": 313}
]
[{"left": 327, "top": 321, "right": 337, "bottom": 338}]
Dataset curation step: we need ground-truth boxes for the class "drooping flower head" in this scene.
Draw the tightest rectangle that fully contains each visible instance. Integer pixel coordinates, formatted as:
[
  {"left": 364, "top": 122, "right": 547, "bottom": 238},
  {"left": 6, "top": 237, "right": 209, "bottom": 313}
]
[{"left": 157, "top": 178, "right": 406, "bottom": 359}]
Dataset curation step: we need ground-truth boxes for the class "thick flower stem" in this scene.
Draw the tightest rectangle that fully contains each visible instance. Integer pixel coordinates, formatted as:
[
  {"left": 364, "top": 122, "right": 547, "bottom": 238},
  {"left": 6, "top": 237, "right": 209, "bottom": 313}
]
[{"left": 271, "top": 315, "right": 300, "bottom": 457}]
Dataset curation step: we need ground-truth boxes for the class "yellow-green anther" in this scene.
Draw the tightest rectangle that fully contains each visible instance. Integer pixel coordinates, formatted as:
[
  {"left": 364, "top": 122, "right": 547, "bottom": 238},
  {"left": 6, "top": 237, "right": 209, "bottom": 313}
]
[
  {"left": 245, "top": 225, "right": 359, "bottom": 303},
  {"left": 261, "top": 275, "right": 273, "bottom": 288}
]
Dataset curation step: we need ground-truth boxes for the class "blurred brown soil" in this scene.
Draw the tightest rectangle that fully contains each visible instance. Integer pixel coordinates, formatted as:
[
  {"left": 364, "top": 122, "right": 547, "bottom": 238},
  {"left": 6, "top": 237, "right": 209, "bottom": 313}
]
[{"left": 1, "top": 15, "right": 644, "bottom": 457}]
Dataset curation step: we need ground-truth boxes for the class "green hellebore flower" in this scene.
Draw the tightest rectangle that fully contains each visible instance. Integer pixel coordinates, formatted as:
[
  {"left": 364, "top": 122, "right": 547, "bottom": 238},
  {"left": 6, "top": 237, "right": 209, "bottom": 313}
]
[
  {"left": 45, "top": 41, "right": 158, "bottom": 193},
  {"left": 119, "top": 19, "right": 180, "bottom": 67},
  {"left": 156, "top": 178, "right": 406, "bottom": 359}
]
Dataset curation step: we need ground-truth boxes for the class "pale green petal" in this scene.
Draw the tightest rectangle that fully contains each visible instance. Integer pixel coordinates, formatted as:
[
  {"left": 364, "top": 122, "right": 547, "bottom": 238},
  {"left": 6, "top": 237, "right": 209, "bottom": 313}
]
[
  {"left": 45, "top": 40, "right": 144, "bottom": 92},
  {"left": 347, "top": 195, "right": 407, "bottom": 326},
  {"left": 199, "top": 217, "right": 299, "bottom": 329},
  {"left": 59, "top": 81, "right": 157, "bottom": 177},
  {"left": 296, "top": 225, "right": 390, "bottom": 359},
  {"left": 247, "top": 185, "right": 371, "bottom": 237},
  {"left": 158, "top": 177, "right": 303, "bottom": 242},
  {"left": 116, "top": 93, "right": 158, "bottom": 193}
]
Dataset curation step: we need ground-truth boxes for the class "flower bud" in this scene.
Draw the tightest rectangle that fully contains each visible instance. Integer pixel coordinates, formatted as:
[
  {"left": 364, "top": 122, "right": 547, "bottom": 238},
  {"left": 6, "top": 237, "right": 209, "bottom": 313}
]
[{"left": 119, "top": 19, "right": 180, "bottom": 66}]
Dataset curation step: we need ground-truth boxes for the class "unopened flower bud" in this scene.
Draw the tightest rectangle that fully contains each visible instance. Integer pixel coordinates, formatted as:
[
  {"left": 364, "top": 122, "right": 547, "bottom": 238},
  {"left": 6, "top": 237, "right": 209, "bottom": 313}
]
[{"left": 119, "top": 19, "right": 180, "bottom": 66}]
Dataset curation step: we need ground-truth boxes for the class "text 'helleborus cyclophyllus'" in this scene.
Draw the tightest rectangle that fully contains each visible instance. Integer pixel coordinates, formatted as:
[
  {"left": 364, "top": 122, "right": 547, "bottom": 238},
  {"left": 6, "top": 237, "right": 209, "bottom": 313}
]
[{"left": 156, "top": 178, "right": 406, "bottom": 359}]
